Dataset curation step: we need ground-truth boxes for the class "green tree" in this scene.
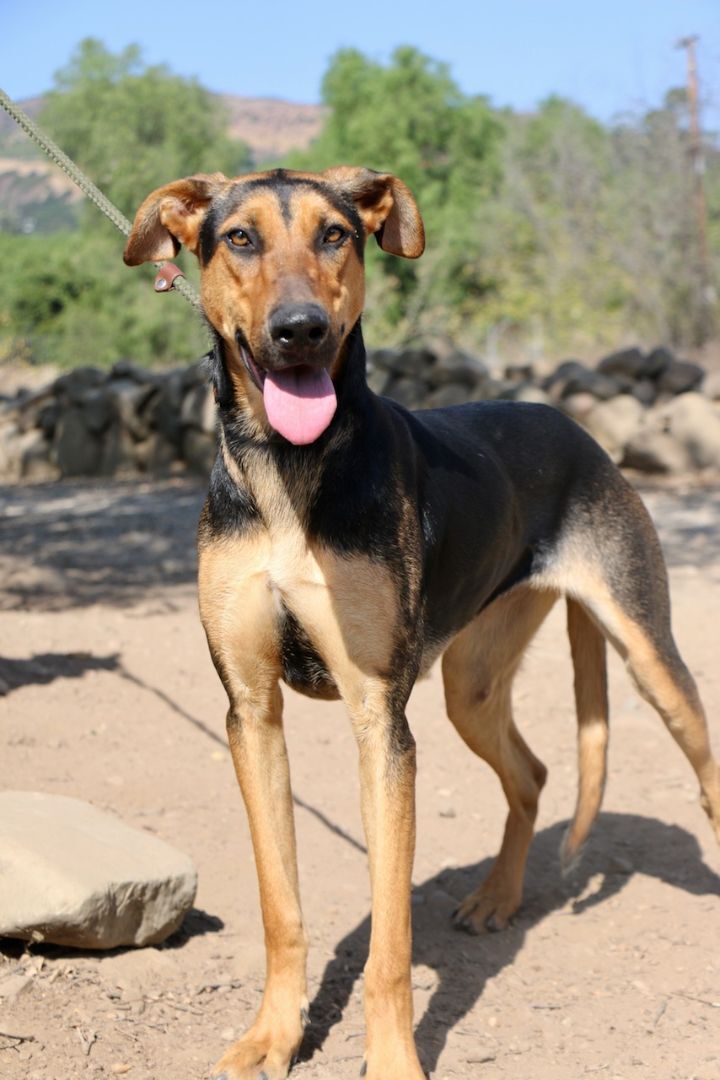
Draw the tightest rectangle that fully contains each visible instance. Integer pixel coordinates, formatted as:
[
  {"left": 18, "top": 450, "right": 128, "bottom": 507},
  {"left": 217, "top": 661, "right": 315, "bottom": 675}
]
[
  {"left": 40, "top": 38, "right": 251, "bottom": 217},
  {"left": 1, "top": 40, "right": 250, "bottom": 366}
]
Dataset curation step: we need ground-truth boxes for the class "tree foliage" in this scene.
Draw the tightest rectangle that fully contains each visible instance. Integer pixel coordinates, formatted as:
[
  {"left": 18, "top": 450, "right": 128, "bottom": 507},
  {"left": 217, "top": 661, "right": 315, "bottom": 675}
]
[
  {"left": 40, "top": 38, "right": 251, "bottom": 218},
  {"left": 1, "top": 40, "right": 250, "bottom": 366},
  {"left": 1, "top": 40, "right": 718, "bottom": 368}
]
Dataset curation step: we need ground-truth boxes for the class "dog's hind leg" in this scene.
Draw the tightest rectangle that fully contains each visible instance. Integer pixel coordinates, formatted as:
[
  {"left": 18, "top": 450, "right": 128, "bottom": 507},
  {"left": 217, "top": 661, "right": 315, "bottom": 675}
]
[
  {"left": 562, "top": 598, "right": 609, "bottom": 869},
  {"left": 587, "top": 593, "right": 720, "bottom": 844},
  {"left": 555, "top": 482, "right": 720, "bottom": 846},
  {"left": 442, "top": 586, "right": 557, "bottom": 933}
]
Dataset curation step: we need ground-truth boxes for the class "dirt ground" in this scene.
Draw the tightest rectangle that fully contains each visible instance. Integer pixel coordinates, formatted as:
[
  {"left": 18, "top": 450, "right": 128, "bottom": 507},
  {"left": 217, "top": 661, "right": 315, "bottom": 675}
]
[{"left": 1, "top": 475, "right": 719, "bottom": 1080}]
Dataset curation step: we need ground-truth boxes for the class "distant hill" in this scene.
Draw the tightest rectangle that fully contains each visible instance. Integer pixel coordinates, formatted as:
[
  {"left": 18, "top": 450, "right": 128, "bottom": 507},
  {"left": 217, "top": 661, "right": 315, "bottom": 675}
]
[{"left": 0, "top": 93, "right": 325, "bottom": 232}]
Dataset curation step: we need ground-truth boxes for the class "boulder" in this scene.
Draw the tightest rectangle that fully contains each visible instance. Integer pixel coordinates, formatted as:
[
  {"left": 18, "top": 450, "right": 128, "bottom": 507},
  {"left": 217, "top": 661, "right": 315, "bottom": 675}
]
[
  {"left": 583, "top": 395, "right": 645, "bottom": 463},
  {"left": 373, "top": 347, "right": 436, "bottom": 380},
  {"left": 543, "top": 359, "right": 588, "bottom": 400},
  {"left": 426, "top": 383, "right": 471, "bottom": 408},
  {"left": 53, "top": 405, "right": 103, "bottom": 477},
  {"left": 630, "top": 379, "right": 657, "bottom": 407},
  {"left": 560, "top": 370, "right": 624, "bottom": 401},
  {"left": 512, "top": 384, "right": 551, "bottom": 406},
  {"left": 622, "top": 430, "right": 692, "bottom": 474},
  {"left": 181, "top": 382, "right": 217, "bottom": 435},
  {"left": 656, "top": 358, "right": 704, "bottom": 396},
  {"left": 701, "top": 369, "right": 720, "bottom": 401},
  {"left": 385, "top": 375, "right": 427, "bottom": 408},
  {"left": 17, "top": 429, "right": 56, "bottom": 481},
  {"left": 428, "top": 350, "right": 488, "bottom": 390},
  {"left": 642, "top": 346, "right": 675, "bottom": 379},
  {"left": 559, "top": 391, "right": 597, "bottom": 422},
  {"left": 596, "top": 346, "right": 646, "bottom": 380},
  {"left": 665, "top": 392, "right": 720, "bottom": 469},
  {"left": 0, "top": 791, "right": 197, "bottom": 949},
  {"left": 106, "top": 379, "right": 158, "bottom": 441},
  {"left": 182, "top": 429, "right": 217, "bottom": 474},
  {"left": 148, "top": 371, "right": 186, "bottom": 447},
  {"left": 53, "top": 366, "right": 106, "bottom": 404}
]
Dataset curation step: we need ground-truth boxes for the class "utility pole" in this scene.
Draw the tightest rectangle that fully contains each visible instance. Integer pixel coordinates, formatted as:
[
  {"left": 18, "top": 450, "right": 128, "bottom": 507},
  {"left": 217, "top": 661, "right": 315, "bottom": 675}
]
[{"left": 676, "top": 35, "right": 716, "bottom": 342}]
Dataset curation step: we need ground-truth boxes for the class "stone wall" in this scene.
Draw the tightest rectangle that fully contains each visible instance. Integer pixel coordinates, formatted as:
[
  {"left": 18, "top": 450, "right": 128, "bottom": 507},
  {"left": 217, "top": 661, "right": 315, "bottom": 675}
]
[{"left": 2, "top": 345, "right": 720, "bottom": 481}]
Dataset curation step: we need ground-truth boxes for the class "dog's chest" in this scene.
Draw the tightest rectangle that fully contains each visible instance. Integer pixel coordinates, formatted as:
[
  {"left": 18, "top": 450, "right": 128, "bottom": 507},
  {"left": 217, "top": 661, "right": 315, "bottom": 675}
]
[{"left": 250, "top": 480, "right": 399, "bottom": 695}]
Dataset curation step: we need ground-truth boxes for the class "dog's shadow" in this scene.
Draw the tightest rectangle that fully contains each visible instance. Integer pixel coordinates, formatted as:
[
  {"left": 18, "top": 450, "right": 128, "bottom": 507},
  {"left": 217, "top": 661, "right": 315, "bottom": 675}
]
[{"left": 300, "top": 813, "right": 720, "bottom": 1074}]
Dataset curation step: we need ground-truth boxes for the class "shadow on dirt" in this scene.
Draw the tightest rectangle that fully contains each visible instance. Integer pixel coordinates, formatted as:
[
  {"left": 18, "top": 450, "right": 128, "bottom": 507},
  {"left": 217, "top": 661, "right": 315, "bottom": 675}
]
[
  {"left": 0, "top": 479, "right": 205, "bottom": 612},
  {"left": 0, "top": 651, "right": 121, "bottom": 695},
  {"left": 300, "top": 813, "right": 720, "bottom": 1074},
  {"left": 0, "top": 907, "right": 225, "bottom": 964}
]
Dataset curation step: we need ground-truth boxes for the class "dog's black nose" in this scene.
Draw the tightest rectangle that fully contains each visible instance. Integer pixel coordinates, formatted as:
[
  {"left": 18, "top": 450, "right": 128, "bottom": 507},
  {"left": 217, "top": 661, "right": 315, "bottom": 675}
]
[{"left": 269, "top": 303, "right": 329, "bottom": 350}]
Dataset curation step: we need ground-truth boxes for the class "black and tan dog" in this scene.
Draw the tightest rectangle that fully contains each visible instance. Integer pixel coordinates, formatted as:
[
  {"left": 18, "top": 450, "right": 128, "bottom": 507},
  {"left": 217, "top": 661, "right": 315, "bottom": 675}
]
[{"left": 125, "top": 167, "right": 720, "bottom": 1080}]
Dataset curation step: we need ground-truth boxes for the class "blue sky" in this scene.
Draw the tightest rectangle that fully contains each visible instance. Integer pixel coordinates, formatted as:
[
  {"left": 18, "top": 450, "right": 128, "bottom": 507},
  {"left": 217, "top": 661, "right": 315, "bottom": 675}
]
[{"left": 3, "top": 0, "right": 719, "bottom": 128}]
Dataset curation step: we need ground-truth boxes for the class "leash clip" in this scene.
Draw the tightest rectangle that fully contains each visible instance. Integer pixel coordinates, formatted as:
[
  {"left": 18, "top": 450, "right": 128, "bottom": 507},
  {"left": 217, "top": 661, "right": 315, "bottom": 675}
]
[{"left": 154, "top": 263, "right": 185, "bottom": 293}]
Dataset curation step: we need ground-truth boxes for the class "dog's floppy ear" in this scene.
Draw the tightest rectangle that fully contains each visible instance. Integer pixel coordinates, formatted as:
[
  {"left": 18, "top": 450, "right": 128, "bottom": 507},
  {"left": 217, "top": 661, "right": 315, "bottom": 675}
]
[
  {"left": 322, "top": 166, "right": 425, "bottom": 259},
  {"left": 123, "top": 173, "right": 228, "bottom": 265}
]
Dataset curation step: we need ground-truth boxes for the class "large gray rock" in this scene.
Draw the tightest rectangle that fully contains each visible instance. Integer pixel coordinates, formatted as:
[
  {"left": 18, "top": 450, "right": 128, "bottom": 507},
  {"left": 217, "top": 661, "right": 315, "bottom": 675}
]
[
  {"left": 656, "top": 358, "right": 704, "bottom": 396},
  {"left": 0, "top": 792, "right": 197, "bottom": 949}
]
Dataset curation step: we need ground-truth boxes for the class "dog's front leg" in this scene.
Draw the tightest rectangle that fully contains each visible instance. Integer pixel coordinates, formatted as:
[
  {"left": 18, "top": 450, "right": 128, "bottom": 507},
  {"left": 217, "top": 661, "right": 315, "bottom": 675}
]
[
  {"left": 352, "top": 706, "right": 425, "bottom": 1080},
  {"left": 213, "top": 681, "right": 307, "bottom": 1080}
]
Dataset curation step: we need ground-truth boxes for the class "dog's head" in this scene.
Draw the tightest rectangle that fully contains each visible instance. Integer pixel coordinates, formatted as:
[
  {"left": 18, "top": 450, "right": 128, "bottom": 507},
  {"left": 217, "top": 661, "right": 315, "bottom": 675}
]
[{"left": 124, "top": 167, "right": 424, "bottom": 445}]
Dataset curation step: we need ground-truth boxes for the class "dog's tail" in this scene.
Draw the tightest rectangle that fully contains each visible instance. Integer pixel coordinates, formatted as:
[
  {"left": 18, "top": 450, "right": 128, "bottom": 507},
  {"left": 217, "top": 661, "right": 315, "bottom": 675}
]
[{"left": 561, "top": 598, "right": 609, "bottom": 872}]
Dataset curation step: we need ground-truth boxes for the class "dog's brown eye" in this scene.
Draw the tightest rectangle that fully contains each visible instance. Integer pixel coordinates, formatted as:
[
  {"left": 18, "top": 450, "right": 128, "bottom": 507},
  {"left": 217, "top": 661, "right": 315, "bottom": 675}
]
[
  {"left": 227, "top": 230, "right": 251, "bottom": 248},
  {"left": 323, "top": 225, "right": 346, "bottom": 245}
]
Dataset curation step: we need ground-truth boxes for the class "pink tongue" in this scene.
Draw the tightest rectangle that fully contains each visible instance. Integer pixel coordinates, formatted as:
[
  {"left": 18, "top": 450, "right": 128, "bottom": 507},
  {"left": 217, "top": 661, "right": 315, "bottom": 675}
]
[{"left": 263, "top": 366, "right": 337, "bottom": 445}]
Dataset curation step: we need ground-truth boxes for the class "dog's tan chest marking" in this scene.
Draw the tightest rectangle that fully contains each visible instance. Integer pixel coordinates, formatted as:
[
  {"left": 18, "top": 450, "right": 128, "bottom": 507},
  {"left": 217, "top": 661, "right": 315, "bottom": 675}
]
[{"left": 200, "top": 459, "right": 399, "bottom": 707}]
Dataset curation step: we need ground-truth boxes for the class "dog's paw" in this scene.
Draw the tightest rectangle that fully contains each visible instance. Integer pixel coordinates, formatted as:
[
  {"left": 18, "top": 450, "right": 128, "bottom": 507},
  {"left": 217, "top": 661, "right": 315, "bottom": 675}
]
[
  {"left": 451, "top": 882, "right": 521, "bottom": 934},
  {"left": 211, "top": 1028, "right": 301, "bottom": 1080}
]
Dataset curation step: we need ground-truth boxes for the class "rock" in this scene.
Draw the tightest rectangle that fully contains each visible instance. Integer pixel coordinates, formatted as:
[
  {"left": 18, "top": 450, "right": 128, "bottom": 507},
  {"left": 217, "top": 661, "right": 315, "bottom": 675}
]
[
  {"left": 107, "top": 379, "right": 157, "bottom": 441},
  {"left": 642, "top": 346, "right": 675, "bottom": 379},
  {"left": 428, "top": 350, "right": 488, "bottom": 390},
  {"left": 149, "top": 371, "right": 186, "bottom": 447},
  {"left": 385, "top": 375, "right": 428, "bottom": 408},
  {"left": 596, "top": 347, "right": 646, "bottom": 380},
  {"left": 366, "top": 365, "right": 392, "bottom": 396},
  {"left": 583, "top": 395, "right": 645, "bottom": 463},
  {"left": 181, "top": 382, "right": 217, "bottom": 435},
  {"left": 512, "top": 384, "right": 551, "bottom": 406},
  {"left": 182, "top": 429, "right": 216, "bottom": 474},
  {"left": 0, "top": 791, "right": 197, "bottom": 949},
  {"left": 99, "top": 421, "right": 141, "bottom": 475},
  {"left": 560, "top": 370, "right": 624, "bottom": 401},
  {"left": 665, "top": 392, "right": 720, "bottom": 468},
  {"left": 630, "top": 379, "right": 657, "bottom": 406},
  {"left": 426, "top": 383, "right": 471, "bottom": 408},
  {"left": 543, "top": 359, "right": 588, "bottom": 400},
  {"left": 622, "top": 430, "right": 692, "bottom": 474},
  {"left": 656, "top": 358, "right": 704, "bottom": 396},
  {"left": 504, "top": 363, "right": 536, "bottom": 384},
  {"left": 559, "top": 391, "right": 597, "bottom": 421},
  {"left": 701, "top": 369, "right": 720, "bottom": 401},
  {"left": 81, "top": 388, "right": 115, "bottom": 435},
  {"left": 373, "top": 347, "right": 436, "bottom": 380},
  {"left": 54, "top": 366, "right": 106, "bottom": 404},
  {"left": 17, "top": 429, "right": 56, "bottom": 481},
  {"left": 53, "top": 405, "right": 103, "bottom": 477}
]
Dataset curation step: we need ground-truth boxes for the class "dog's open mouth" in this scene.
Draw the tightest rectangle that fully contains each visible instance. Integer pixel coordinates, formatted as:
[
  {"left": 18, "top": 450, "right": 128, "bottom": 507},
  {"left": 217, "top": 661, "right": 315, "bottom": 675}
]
[{"left": 239, "top": 341, "right": 337, "bottom": 446}]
